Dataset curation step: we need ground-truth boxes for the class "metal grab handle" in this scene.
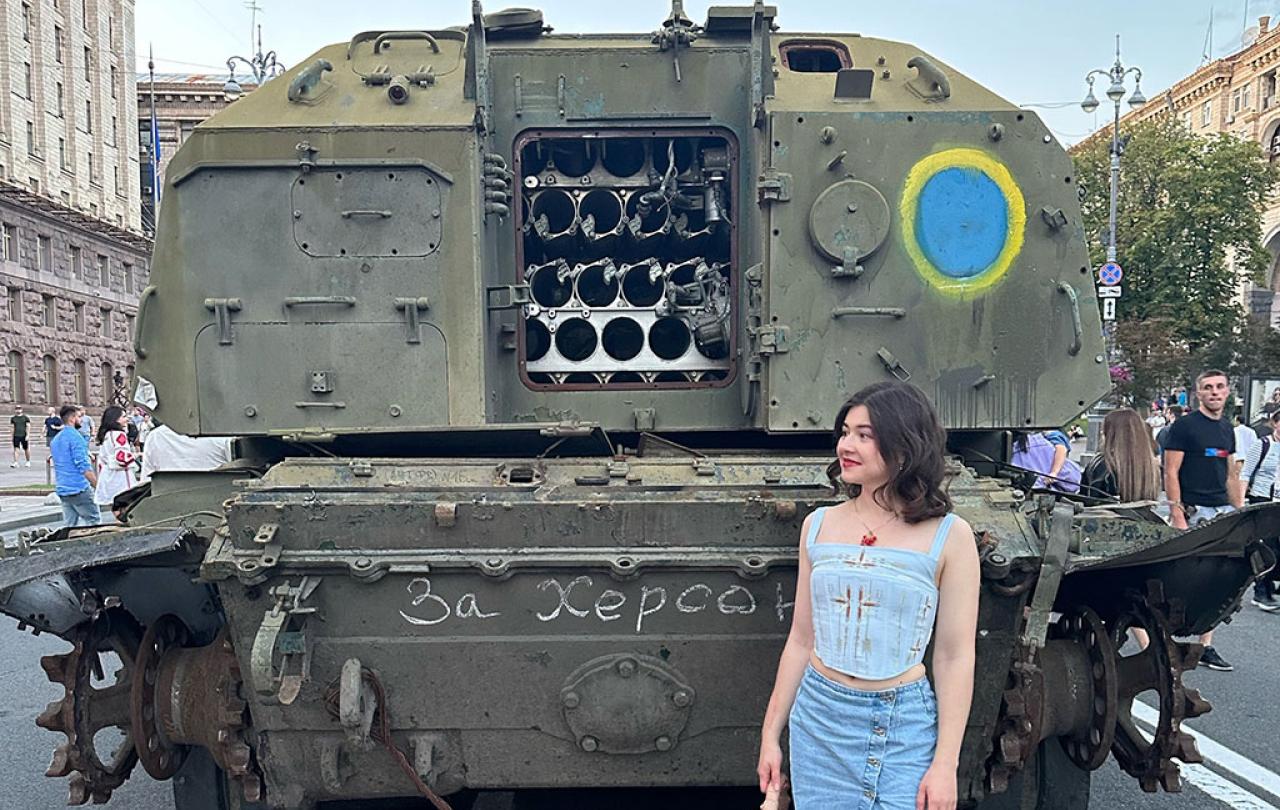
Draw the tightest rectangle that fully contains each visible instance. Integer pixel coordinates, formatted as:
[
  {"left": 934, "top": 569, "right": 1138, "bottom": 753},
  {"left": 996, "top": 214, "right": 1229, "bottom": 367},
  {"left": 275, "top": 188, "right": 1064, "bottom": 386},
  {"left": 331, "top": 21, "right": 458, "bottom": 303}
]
[
  {"left": 373, "top": 31, "right": 440, "bottom": 54},
  {"left": 907, "top": 55, "right": 951, "bottom": 99},
  {"left": 1057, "top": 283, "right": 1083, "bottom": 356},
  {"left": 831, "top": 306, "right": 906, "bottom": 319},
  {"left": 283, "top": 296, "right": 357, "bottom": 308},
  {"left": 340, "top": 210, "right": 392, "bottom": 219},
  {"left": 287, "top": 59, "right": 333, "bottom": 103},
  {"left": 133, "top": 285, "right": 158, "bottom": 358}
]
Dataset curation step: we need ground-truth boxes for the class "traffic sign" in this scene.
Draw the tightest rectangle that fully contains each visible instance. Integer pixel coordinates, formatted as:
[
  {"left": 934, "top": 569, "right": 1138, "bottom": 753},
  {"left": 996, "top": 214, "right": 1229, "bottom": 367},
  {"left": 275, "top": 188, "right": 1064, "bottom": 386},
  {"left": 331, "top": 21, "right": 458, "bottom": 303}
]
[
  {"left": 1098, "top": 262, "right": 1123, "bottom": 286},
  {"left": 1096, "top": 286, "right": 1122, "bottom": 298},
  {"left": 1102, "top": 298, "right": 1117, "bottom": 321}
]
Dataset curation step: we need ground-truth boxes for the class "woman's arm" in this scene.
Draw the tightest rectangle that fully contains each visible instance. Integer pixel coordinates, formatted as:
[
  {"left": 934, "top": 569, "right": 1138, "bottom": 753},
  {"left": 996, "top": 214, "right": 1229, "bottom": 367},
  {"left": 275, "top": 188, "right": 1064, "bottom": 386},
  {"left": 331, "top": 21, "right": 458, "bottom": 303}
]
[
  {"left": 1047, "top": 442, "right": 1069, "bottom": 479},
  {"left": 917, "top": 518, "right": 980, "bottom": 810},
  {"left": 757, "top": 513, "right": 816, "bottom": 793}
]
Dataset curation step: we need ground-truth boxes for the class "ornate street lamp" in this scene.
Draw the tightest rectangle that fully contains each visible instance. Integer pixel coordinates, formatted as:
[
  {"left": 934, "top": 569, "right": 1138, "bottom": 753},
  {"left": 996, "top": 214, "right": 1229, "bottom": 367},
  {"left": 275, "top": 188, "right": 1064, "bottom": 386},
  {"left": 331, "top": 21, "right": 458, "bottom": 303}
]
[
  {"left": 224, "top": 24, "right": 285, "bottom": 102},
  {"left": 1082, "top": 35, "right": 1146, "bottom": 265}
]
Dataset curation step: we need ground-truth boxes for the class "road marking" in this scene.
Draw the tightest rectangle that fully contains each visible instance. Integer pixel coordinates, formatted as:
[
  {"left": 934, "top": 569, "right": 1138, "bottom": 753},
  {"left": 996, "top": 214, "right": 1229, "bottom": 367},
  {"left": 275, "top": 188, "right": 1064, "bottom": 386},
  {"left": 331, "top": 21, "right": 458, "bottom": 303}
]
[{"left": 1133, "top": 702, "right": 1280, "bottom": 808}]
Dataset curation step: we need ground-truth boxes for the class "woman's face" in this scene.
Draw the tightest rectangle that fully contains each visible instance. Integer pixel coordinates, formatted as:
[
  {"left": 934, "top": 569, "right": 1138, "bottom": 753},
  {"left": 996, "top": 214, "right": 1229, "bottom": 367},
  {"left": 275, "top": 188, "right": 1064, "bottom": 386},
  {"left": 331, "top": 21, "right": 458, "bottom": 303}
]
[
  {"left": 836, "top": 405, "right": 889, "bottom": 487},
  {"left": 113, "top": 411, "right": 127, "bottom": 429}
]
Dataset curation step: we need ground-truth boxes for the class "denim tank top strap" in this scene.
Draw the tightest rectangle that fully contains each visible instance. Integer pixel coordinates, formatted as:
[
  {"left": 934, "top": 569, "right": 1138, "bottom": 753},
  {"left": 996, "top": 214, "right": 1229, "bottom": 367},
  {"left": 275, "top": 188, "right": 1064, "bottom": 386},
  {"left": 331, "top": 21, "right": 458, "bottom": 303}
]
[
  {"left": 928, "top": 513, "right": 956, "bottom": 560},
  {"left": 805, "top": 506, "right": 828, "bottom": 548}
]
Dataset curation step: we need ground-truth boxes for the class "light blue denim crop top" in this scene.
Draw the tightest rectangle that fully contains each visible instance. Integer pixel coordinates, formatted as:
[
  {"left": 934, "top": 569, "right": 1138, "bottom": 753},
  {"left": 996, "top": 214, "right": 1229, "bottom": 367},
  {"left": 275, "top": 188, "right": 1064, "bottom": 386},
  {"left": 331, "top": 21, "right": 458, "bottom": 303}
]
[{"left": 807, "top": 507, "right": 955, "bottom": 680}]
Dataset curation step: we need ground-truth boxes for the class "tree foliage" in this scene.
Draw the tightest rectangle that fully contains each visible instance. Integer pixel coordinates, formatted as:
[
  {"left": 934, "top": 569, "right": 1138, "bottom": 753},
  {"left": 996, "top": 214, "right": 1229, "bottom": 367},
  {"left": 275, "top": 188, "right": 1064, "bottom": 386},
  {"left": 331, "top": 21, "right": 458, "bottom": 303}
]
[{"left": 1072, "top": 115, "right": 1279, "bottom": 399}]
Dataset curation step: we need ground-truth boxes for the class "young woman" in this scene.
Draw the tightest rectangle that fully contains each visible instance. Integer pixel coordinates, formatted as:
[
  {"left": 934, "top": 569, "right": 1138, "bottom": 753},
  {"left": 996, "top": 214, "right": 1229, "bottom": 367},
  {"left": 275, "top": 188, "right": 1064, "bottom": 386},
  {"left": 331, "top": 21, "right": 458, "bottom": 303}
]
[
  {"left": 94, "top": 405, "right": 138, "bottom": 512},
  {"left": 1011, "top": 430, "right": 1082, "bottom": 493},
  {"left": 758, "top": 381, "right": 980, "bottom": 810},
  {"left": 1082, "top": 408, "right": 1161, "bottom": 502}
]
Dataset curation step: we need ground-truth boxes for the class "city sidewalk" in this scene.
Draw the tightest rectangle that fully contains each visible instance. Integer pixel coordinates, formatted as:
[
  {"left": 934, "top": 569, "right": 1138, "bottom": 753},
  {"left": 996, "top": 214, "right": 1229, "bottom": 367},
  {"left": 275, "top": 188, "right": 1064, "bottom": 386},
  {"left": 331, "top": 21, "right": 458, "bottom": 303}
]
[{"left": 0, "top": 454, "right": 65, "bottom": 533}]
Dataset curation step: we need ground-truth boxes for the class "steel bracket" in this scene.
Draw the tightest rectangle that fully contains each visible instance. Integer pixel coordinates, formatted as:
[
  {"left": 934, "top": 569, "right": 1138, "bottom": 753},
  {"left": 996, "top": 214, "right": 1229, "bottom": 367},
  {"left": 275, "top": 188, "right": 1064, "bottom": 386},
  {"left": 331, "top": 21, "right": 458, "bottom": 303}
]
[
  {"left": 1021, "top": 503, "right": 1074, "bottom": 648},
  {"left": 204, "top": 298, "right": 243, "bottom": 346},
  {"left": 250, "top": 576, "right": 321, "bottom": 705},
  {"left": 757, "top": 169, "right": 792, "bottom": 203}
]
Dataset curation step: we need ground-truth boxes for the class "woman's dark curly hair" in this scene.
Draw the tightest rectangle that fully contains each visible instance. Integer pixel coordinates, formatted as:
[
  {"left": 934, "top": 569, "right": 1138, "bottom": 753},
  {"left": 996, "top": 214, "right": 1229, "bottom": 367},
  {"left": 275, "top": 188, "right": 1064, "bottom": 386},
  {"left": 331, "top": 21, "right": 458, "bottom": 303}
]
[{"left": 825, "top": 381, "right": 952, "bottom": 524}]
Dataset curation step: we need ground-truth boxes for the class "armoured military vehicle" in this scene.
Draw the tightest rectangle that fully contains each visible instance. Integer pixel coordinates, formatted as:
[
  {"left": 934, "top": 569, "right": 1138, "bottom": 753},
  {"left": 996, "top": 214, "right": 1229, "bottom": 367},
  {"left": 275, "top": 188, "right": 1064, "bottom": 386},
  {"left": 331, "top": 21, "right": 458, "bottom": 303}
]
[{"left": 2, "top": 3, "right": 1277, "bottom": 808}]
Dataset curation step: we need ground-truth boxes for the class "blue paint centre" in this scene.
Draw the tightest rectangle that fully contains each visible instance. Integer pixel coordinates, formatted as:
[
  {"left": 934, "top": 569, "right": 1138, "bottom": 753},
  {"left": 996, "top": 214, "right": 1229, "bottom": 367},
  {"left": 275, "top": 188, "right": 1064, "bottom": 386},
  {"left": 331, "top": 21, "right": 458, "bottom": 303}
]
[{"left": 915, "top": 167, "right": 1008, "bottom": 279}]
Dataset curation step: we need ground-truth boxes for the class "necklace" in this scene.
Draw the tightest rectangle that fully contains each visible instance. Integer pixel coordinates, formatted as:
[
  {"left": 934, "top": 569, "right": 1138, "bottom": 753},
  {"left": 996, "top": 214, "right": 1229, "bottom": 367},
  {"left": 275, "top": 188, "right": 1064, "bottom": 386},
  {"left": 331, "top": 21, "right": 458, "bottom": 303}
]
[{"left": 852, "top": 499, "right": 898, "bottom": 546}]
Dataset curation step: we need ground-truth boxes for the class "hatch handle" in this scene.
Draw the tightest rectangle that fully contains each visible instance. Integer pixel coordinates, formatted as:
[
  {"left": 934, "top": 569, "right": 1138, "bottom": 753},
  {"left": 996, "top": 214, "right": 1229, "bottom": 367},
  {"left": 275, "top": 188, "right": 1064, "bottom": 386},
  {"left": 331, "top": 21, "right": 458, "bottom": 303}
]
[
  {"left": 284, "top": 296, "right": 357, "bottom": 308},
  {"left": 1057, "top": 282, "right": 1083, "bottom": 356},
  {"left": 134, "top": 285, "right": 158, "bottom": 358},
  {"left": 287, "top": 59, "right": 333, "bottom": 103},
  {"left": 373, "top": 31, "right": 440, "bottom": 55},
  {"left": 876, "top": 347, "right": 912, "bottom": 381},
  {"left": 906, "top": 55, "right": 951, "bottom": 100},
  {"left": 394, "top": 297, "right": 431, "bottom": 344},
  {"left": 832, "top": 306, "right": 906, "bottom": 319},
  {"left": 340, "top": 209, "right": 393, "bottom": 219}
]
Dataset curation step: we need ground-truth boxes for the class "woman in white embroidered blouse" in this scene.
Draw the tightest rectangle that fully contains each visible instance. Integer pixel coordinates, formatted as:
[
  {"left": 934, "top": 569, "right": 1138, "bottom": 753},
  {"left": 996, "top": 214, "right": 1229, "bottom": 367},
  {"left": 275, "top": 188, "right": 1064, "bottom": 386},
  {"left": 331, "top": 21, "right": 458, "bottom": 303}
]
[{"left": 94, "top": 405, "right": 138, "bottom": 510}]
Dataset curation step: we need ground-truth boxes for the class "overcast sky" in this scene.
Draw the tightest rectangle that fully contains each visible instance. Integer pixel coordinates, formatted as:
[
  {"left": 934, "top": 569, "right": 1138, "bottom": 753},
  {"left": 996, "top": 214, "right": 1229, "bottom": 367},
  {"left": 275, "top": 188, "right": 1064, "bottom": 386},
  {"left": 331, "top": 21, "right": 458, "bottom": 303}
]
[{"left": 135, "top": 1, "right": 1280, "bottom": 145}]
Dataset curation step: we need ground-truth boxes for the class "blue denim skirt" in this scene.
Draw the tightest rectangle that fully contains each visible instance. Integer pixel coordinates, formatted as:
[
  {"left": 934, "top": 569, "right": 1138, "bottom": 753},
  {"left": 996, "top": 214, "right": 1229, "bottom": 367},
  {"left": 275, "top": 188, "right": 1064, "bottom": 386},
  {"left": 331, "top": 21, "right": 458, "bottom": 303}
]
[{"left": 788, "top": 666, "right": 938, "bottom": 809}]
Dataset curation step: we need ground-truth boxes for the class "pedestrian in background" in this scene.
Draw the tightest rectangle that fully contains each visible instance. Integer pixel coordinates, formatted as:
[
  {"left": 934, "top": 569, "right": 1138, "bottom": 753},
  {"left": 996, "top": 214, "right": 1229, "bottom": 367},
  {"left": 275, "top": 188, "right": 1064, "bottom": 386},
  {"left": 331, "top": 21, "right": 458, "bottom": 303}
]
[
  {"left": 49, "top": 405, "right": 99, "bottom": 527},
  {"left": 1011, "top": 430, "right": 1082, "bottom": 493},
  {"left": 9, "top": 405, "right": 30, "bottom": 468},
  {"left": 94, "top": 405, "right": 137, "bottom": 519},
  {"left": 76, "top": 407, "right": 94, "bottom": 446},
  {"left": 1082, "top": 409, "right": 1160, "bottom": 502},
  {"left": 1163, "top": 369, "right": 1242, "bottom": 672},
  {"left": 1240, "top": 410, "right": 1280, "bottom": 613},
  {"left": 1234, "top": 415, "right": 1257, "bottom": 481}
]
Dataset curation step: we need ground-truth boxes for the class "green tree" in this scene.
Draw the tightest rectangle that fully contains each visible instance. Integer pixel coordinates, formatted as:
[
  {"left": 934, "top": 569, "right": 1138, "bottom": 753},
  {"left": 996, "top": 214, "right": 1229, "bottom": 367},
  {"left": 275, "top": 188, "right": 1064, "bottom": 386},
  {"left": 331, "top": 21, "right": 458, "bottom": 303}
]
[{"left": 1072, "top": 116, "right": 1279, "bottom": 398}]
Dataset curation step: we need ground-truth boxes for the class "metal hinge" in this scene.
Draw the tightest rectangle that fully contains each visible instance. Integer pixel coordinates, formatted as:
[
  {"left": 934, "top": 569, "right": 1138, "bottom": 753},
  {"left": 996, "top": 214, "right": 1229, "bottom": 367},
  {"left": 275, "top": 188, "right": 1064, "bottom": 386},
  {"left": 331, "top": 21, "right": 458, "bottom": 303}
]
[
  {"left": 486, "top": 284, "right": 531, "bottom": 311},
  {"left": 754, "top": 325, "right": 790, "bottom": 355},
  {"left": 757, "top": 169, "right": 792, "bottom": 204}
]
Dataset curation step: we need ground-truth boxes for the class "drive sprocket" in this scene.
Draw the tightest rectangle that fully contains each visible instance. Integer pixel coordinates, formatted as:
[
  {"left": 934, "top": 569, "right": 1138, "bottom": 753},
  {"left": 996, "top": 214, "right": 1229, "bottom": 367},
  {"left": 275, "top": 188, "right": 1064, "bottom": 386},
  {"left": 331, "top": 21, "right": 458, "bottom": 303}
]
[{"left": 36, "top": 611, "right": 143, "bottom": 805}]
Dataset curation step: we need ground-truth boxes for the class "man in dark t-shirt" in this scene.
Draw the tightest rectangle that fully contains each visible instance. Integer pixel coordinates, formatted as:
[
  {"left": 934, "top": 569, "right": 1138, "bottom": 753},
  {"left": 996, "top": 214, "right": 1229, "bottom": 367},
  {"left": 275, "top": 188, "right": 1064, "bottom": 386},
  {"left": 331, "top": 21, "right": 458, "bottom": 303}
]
[
  {"left": 9, "top": 406, "right": 30, "bottom": 467},
  {"left": 1163, "top": 369, "right": 1242, "bottom": 672}
]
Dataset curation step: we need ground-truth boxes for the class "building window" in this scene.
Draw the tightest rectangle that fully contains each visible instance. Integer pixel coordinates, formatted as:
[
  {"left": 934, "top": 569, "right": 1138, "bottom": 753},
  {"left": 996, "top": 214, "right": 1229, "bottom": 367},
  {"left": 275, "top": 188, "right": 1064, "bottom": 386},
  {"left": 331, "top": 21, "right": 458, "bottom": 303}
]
[
  {"left": 74, "top": 360, "right": 87, "bottom": 404},
  {"left": 99, "top": 308, "right": 110, "bottom": 337},
  {"left": 7, "top": 289, "right": 21, "bottom": 322},
  {"left": 1243, "top": 84, "right": 1251, "bottom": 110},
  {"left": 23, "top": 63, "right": 33, "bottom": 100},
  {"left": 110, "top": 115, "right": 117, "bottom": 145},
  {"left": 7, "top": 352, "right": 25, "bottom": 403},
  {"left": 81, "top": 0, "right": 87, "bottom": 29},
  {"left": 55, "top": 26, "right": 64, "bottom": 63},
  {"left": 110, "top": 66, "right": 118, "bottom": 99},
  {"left": 42, "top": 295, "right": 56, "bottom": 328},
  {"left": 1232, "top": 89, "right": 1241, "bottom": 113},
  {"left": 1, "top": 224, "right": 15, "bottom": 262},
  {"left": 85, "top": 101, "right": 92, "bottom": 133},
  {"left": 100, "top": 362, "right": 113, "bottom": 402},
  {"left": 70, "top": 246, "right": 82, "bottom": 280},
  {"left": 180, "top": 121, "right": 195, "bottom": 143},
  {"left": 125, "top": 314, "right": 135, "bottom": 341},
  {"left": 73, "top": 302, "right": 85, "bottom": 332},
  {"left": 60, "top": 191, "right": 70, "bottom": 205},
  {"left": 29, "top": 177, "right": 39, "bottom": 194},
  {"left": 98, "top": 255, "right": 109, "bottom": 287},
  {"left": 37, "top": 236, "right": 51, "bottom": 273},
  {"left": 88, "top": 151, "right": 95, "bottom": 183},
  {"left": 42, "top": 355, "right": 57, "bottom": 404},
  {"left": 1201, "top": 100, "right": 1212, "bottom": 126},
  {"left": 113, "top": 166, "right": 120, "bottom": 194},
  {"left": 58, "top": 138, "right": 67, "bottom": 170},
  {"left": 26, "top": 122, "right": 36, "bottom": 156},
  {"left": 56, "top": 82, "right": 65, "bottom": 116},
  {"left": 84, "top": 46, "right": 92, "bottom": 83},
  {"left": 21, "top": 3, "right": 32, "bottom": 41}
]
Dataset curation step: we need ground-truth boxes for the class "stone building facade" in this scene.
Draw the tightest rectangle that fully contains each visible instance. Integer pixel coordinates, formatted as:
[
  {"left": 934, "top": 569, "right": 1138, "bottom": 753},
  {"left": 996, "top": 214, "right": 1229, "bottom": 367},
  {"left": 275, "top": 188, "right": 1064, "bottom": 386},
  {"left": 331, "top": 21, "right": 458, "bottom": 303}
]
[
  {"left": 0, "top": 0, "right": 141, "bottom": 230},
  {"left": 1081, "top": 15, "right": 1280, "bottom": 327},
  {"left": 0, "top": 183, "right": 149, "bottom": 409},
  {"left": 0, "top": 0, "right": 150, "bottom": 413}
]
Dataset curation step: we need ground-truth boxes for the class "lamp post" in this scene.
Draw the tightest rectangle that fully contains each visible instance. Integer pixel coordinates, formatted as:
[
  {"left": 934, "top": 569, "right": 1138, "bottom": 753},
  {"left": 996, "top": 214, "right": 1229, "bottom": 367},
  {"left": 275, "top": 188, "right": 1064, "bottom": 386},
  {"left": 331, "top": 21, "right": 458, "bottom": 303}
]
[
  {"left": 223, "top": 24, "right": 284, "bottom": 102},
  {"left": 1081, "top": 36, "right": 1145, "bottom": 452}
]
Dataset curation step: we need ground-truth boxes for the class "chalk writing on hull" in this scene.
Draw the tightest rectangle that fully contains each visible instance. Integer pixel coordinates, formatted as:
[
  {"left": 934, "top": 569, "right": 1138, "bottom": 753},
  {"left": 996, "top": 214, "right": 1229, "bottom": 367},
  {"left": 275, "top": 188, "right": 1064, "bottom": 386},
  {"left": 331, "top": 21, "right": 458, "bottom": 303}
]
[{"left": 397, "top": 576, "right": 797, "bottom": 632}]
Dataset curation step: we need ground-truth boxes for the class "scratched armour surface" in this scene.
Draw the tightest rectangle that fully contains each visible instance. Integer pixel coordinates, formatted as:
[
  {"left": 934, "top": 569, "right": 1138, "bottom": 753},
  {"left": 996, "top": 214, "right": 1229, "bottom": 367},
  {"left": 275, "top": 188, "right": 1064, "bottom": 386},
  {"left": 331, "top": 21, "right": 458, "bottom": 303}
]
[{"left": 807, "top": 508, "right": 954, "bottom": 680}]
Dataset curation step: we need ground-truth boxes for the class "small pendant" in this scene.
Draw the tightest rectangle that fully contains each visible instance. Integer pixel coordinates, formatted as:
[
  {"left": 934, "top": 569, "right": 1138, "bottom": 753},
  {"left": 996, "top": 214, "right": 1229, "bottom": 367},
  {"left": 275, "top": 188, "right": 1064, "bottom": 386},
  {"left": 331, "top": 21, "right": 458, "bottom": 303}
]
[{"left": 861, "top": 533, "right": 877, "bottom": 547}]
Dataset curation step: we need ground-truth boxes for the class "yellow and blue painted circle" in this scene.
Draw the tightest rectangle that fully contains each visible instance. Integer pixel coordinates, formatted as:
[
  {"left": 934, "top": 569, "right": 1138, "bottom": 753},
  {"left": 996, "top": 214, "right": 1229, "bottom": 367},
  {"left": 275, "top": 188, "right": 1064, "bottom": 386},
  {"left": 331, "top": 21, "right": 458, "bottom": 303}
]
[{"left": 901, "top": 148, "right": 1026, "bottom": 295}]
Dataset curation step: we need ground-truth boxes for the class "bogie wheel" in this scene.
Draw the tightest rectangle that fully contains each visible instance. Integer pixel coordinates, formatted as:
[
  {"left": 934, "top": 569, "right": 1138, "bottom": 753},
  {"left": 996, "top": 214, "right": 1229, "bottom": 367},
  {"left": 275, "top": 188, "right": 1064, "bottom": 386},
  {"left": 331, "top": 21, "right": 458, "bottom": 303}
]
[{"left": 975, "top": 738, "right": 1091, "bottom": 810}]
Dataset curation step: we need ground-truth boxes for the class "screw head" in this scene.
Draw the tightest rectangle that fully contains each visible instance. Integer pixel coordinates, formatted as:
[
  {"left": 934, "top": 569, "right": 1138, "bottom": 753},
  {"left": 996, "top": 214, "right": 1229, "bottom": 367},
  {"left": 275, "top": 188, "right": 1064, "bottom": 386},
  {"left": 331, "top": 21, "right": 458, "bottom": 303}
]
[
  {"left": 654, "top": 735, "right": 673, "bottom": 751},
  {"left": 672, "top": 690, "right": 692, "bottom": 708},
  {"left": 244, "top": 406, "right": 257, "bottom": 418},
  {"left": 616, "top": 658, "right": 637, "bottom": 677},
  {"left": 561, "top": 690, "right": 580, "bottom": 709},
  {"left": 579, "top": 735, "right": 598, "bottom": 752}
]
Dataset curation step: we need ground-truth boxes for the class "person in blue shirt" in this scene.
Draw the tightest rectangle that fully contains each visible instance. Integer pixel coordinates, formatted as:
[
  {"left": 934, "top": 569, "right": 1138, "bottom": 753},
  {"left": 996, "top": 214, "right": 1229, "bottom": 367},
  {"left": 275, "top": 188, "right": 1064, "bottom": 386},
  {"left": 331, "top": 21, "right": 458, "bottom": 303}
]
[{"left": 49, "top": 404, "right": 100, "bottom": 527}]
